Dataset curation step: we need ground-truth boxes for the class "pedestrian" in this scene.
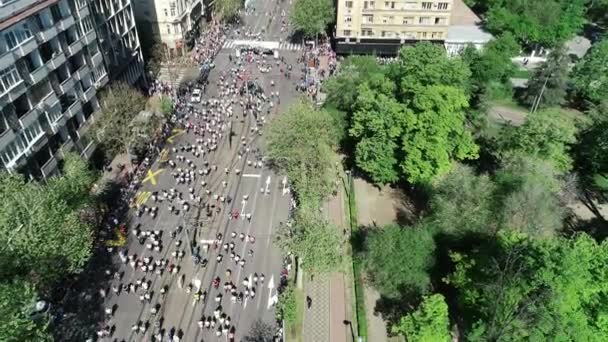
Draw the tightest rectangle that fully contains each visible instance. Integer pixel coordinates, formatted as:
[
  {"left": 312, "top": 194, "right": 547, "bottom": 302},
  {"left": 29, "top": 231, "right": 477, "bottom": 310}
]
[{"left": 306, "top": 296, "right": 312, "bottom": 309}]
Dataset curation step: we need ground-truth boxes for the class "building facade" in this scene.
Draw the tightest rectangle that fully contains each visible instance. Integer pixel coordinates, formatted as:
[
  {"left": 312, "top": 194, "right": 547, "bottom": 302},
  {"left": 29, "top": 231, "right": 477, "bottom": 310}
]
[
  {"left": 334, "top": 0, "right": 454, "bottom": 54},
  {"left": 133, "top": 0, "right": 204, "bottom": 57},
  {"left": 91, "top": 0, "right": 145, "bottom": 86},
  {"left": 0, "top": 0, "right": 108, "bottom": 179}
]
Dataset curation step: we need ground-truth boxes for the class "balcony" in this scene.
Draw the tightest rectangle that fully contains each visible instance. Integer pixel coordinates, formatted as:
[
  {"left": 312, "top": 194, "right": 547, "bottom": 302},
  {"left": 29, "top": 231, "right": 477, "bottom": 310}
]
[
  {"left": 83, "top": 30, "right": 96, "bottom": 45},
  {"left": 19, "top": 106, "right": 42, "bottom": 128},
  {"left": 49, "top": 52, "right": 67, "bottom": 70},
  {"left": 67, "top": 39, "right": 84, "bottom": 56},
  {"left": 29, "top": 65, "right": 49, "bottom": 85},
  {"left": 35, "top": 25, "right": 59, "bottom": 43},
  {"left": 59, "top": 77, "right": 76, "bottom": 94},
  {"left": 80, "top": 139, "right": 96, "bottom": 159},
  {"left": 95, "top": 73, "right": 109, "bottom": 89},
  {"left": 81, "top": 86, "right": 95, "bottom": 103},
  {"left": 50, "top": 113, "right": 67, "bottom": 133},
  {"left": 78, "top": 5, "right": 90, "bottom": 18},
  {"left": 0, "top": 50, "right": 16, "bottom": 70},
  {"left": 61, "top": 137, "right": 75, "bottom": 152},
  {"left": 73, "top": 65, "right": 90, "bottom": 81},
  {"left": 14, "top": 38, "right": 38, "bottom": 59},
  {"left": 91, "top": 52, "right": 103, "bottom": 66},
  {"left": 57, "top": 16, "right": 76, "bottom": 32},
  {"left": 0, "top": 128, "right": 17, "bottom": 151},
  {"left": 65, "top": 100, "right": 82, "bottom": 118},
  {"left": 29, "top": 134, "right": 48, "bottom": 154},
  {"left": 5, "top": 81, "right": 27, "bottom": 103},
  {"left": 41, "top": 154, "right": 59, "bottom": 177}
]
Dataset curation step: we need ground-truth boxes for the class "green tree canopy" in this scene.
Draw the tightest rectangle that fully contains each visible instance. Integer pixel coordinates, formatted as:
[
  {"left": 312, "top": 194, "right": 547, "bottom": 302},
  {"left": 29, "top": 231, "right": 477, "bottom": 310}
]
[
  {"left": 0, "top": 279, "right": 52, "bottom": 342},
  {"left": 485, "top": 0, "right": 586, "bottom": 47},
  {"left": 521, "top": 44, "right": 570, "bottom": 108},
  {"left": 574, "top": 115, "right": 608, "bottom": 192},
  {"left": 215, "top": 0, "right": 242, "bottom": 20},
  {"left": 266, "top": 101, "right": 338, "bottom": 202},
  {"left": 92, "top": 83, "right": 147, "bottom": 160},
  {"left": 0, "top": 153, "right": 94, "bottom": 286},
  {"left": 393, "top": 42, "right": 471, "bottom": 99},
  {"left": 363, "top": 223, "right": 436, "bottom": 299},
  {"left": 497, "top": 109, "right": 578, "bottom": 171},
  {"left": 446, "top": 231, "right": 608, "bottom": 341},
  {"left": 392, "top": 294, "right": 451, "bottom": 342},
  {"left": 276, "top": 201, "right": 344, "bottom": 274},
  {"left": 571, "top": 39, "right": 608, "bottom": 106},
  {"left": 323, "top": 56, "right": 385, "bottom": 112},
  {"left": 399, "top": 85, "right": 479, "bottom": 184},
  {"left": 495, "top": 154, "right": 566, "bottom": 237},
  {"left": 291, "top": 0, "right": 334, "bottom": 38},
  {"left": 430, "top": 164, "right": 497, "bottom": 235}
]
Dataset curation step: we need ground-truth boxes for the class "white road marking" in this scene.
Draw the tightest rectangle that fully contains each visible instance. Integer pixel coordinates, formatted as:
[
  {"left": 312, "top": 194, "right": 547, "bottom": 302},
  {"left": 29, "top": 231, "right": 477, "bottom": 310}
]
[{"left": 242, "top": 173, "right": 262, "bottom": 178}]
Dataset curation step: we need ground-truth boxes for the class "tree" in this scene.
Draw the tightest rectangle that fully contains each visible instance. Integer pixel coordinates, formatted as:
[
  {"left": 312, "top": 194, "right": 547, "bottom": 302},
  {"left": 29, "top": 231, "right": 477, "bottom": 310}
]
[
  {"left": 276, "top": 202, "right": 344, "bottom": 274},
  {"left": 0, "top": 153, "right": 94, "bottom": 286},
  {"left": 349, "top": 82, "right": 406, "bottom": 184},
  {"left": 571, "top": 39, "right": 608, "bottom": 106},
  {"left": 392, "top": 294, "right": 451, "bottom": 342},
  {"left": 446, "top": 231, "right": 608, "bottom": 341},
  {"left": 266, "top": 101, "right": 338, "bottom": 202},
  {"left": 275, "top": 285, "right": 297, "bottom": 323},
  {"left": 574, "top": 115, "right": 608, "bottom": 193},
  {"left": 91, "top": 83, "right": 147, "bottom": 160},
  {"left": 243, "top": 319, "right": 276, "bottom": 342},
  {"left": 393, "top": 42, "right": 471, "bottom": 99},
  {"left": 495, "top": 154, "right": 566, "bottom": 237},
  {"left": 363, "top": 224, "right": 436, "bottom": 299},
  {"left": 496, "top": 109, "right": 578, "bottom": 171},
  {"left": 431, "top": 164, "right": 498, "bottom": 235},
  {"left": 399, "top": 85, "right": 479, "bottom": 184},
  {"left": 291, "top": 0, "right": 335, "bottom": 38},
  {"left": 160, "top": 96, "right": 174, "bottom": 117},
  {"left": 521, "top": 45, "right": 570, "bottom": 108},
  {"left": 0, "top": 279, "right": 52, "bottom": 342},
  {"left": 463, "top": 33, "right": 520, "bottom": 99},
  {"left": 485, "top": 0, "right": 586, "bottom": 47},
  {"left": 215, "top": 0, "right": 242, "bottom": 20},
  {"left": 324, "top": 56, "right": 385, "bottom": 112}
]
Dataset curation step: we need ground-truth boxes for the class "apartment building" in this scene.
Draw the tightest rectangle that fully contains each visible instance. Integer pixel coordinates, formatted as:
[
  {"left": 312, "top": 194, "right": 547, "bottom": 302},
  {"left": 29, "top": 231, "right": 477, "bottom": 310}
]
[
  {"left": 0, "top": 0, "right": 108, "bottom": 179},
  {"left": 91, "top": 0, "right": 146, "bottom": 86},
  {"left": 335, "top": 0, "right": 454, "bottom": 54},
  {"left": 133, "top": 0, "right": 204, "bottom": 57}
]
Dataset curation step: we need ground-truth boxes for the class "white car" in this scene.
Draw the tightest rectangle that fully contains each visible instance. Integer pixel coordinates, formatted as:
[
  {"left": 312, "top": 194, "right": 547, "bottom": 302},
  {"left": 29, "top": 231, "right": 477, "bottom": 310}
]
[{"left": 190, "top": 89, "right": 202, "bottom": 103}]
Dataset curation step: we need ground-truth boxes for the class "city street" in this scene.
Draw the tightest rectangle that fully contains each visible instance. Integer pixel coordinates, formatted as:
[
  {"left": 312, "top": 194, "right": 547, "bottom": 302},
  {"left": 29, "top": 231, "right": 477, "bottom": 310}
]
[{"left": 102, "top": 0, "right": 304, "bottom": 340}]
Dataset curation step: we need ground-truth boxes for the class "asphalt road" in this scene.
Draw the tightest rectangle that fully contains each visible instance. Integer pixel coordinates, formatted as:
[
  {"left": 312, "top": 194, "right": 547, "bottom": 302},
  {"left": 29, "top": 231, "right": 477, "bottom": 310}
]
[{"left": 102, "top": 1, "right": 303, "bottom": 341}]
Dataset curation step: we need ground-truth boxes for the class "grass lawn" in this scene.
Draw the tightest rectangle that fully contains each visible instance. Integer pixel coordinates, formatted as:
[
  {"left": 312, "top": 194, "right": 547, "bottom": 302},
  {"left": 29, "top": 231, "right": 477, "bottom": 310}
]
[
  {"left": 346, "top": 173, "right": 368, "bottom": 340},
  {"left": 512, "top": 68, "right": 531, "bottom": 79}
]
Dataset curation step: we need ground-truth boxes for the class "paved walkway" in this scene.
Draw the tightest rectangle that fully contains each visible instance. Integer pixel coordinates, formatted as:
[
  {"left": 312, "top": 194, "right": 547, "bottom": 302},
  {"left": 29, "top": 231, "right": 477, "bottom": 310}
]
[{"left": 302, "top": 177, "right": 352, "bottom": 342}]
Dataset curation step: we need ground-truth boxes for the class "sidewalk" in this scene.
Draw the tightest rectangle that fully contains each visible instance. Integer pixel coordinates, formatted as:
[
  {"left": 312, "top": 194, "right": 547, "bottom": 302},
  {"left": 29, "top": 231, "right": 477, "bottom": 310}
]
[{"left": 302, "top": 181, "right": 353, "bottom": 342}]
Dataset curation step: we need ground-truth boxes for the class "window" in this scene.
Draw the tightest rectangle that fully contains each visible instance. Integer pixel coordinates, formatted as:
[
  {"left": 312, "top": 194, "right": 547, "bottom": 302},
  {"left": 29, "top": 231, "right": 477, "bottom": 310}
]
[
  {"left": 164, "top": 8, "right": 168, "bottom": 16},
  {"left": 422, "top": 2, "right": 432, "bottom": 9},
  {"left": 361, "top": 28, "right": 373, "bottom": 36},
  {"left": 403, "top": 17, "right": 414, "bottom": 25},
  {"left": 435, "top": 17, "right": 447, "bottom": 25},
  {"left": 419, "top": 17, "right": 430, "bottom": 25},
  {"left": 166, "top": 25, "right": 171, "bottom": 34},
  {"left": 4, "top": 23, "right": 33, "bottom": 50},
  {"left": 343, "top": 30, "right": 351, "bottom": 36},
  {"left": 345, "top": 1, "right": 353, "bottom": 8},
  {"left": 384, "top": 1, "right": 394, "bottom": 8},
  {"left": 0, "top": 66, "right": 22, "bottom": 96},
  {"left": 363, "top": 14, "right": 374, "bottom": 24},
  {"left": 80, "top": 16, "right": 94, "bottom": 33},
  {"left": 431, "top": 32, "right": 443, "bottom": 39},
  {"left": 419, "top": 31, "right": 428, "bottom": 39},
  {"left": 382, "top": 16, "right": 389, "bottom": 24},
  {"left": 344, "top": 15, "right": 352, "bottom": 23},
  {"left": 404, "top": 1, "right": 417, "bottom": 9},
  {"left": 438, "top": 2, "right": 448, "bottom": 10},
  {"left": 363, "top": 1, "right": 374, "bottom": 9},
  {"left": 173, "top": 24, "right": 180, "bottom": 34},
  {"left": 170, "top": 2, "right": 176, "bottom": 16}
]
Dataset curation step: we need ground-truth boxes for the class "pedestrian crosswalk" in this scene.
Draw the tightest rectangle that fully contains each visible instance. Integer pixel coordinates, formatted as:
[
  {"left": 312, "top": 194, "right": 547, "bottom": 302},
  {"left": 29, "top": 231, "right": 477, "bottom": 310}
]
[{"left": 222, "top": 40, "right": 303, "bottom": 51}]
